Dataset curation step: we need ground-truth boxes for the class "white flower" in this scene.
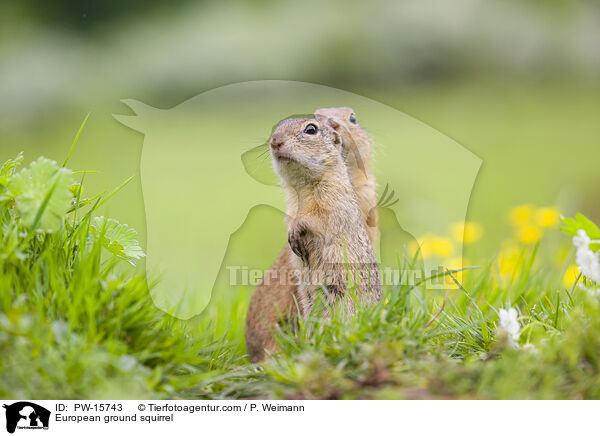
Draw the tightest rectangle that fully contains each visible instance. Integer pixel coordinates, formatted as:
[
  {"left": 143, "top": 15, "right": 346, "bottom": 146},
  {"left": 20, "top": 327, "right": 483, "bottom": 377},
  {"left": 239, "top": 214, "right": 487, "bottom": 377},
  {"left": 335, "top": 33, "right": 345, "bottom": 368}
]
[
  {"left": 521, "top": 343, "right": 537, "bottom": 353},
  {"left": 499, "top": 308, "right": 519, "bottom": 336},
  {"left": 573, "top": 230, "right": 600, "bottom": 283},
  {"left": 576, "top": 250, "right": 600, "bottom": 283},
  {"left": 498, "top": 307, "right": 520, "bottom": 348},
  {"left": 573, "top": 229, "right": 591, "bottom": 249},
  {"left": 578, "top": 282, "right": 600, "bottom": 296}
]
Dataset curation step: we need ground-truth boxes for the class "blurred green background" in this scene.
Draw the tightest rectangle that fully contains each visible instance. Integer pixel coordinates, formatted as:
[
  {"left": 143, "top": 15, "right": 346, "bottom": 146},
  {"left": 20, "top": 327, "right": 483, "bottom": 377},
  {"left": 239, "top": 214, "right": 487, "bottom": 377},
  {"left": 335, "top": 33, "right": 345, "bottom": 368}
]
[{"left": 1, "top": 0, "right": 599, "bottom": 319}]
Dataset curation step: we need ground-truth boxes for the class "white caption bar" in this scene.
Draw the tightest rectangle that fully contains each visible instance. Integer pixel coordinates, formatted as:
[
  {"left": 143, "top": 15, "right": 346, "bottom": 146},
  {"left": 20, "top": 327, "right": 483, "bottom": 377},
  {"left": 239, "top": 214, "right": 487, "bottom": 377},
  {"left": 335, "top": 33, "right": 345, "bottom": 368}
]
[{"left": 0, "top": 400, "right": 594, "bottom": 436}]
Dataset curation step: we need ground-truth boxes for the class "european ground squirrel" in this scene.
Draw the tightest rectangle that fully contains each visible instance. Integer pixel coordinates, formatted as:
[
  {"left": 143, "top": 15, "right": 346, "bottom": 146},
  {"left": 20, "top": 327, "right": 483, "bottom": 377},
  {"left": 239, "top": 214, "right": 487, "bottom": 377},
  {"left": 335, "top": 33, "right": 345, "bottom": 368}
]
[
  {"left": 245, "top": 108, "right": 378, "bottom": 362},
  {"left": 270, "top": 117, "right": 381, "bottom": 315}
]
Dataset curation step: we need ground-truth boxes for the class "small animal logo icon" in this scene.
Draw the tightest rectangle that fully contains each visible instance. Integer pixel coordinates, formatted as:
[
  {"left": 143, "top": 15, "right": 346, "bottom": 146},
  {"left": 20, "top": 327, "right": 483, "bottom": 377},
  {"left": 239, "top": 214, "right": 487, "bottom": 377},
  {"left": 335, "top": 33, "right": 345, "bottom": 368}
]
[{"left": 3, "top": 402, "right": 50, "bottom": 434}]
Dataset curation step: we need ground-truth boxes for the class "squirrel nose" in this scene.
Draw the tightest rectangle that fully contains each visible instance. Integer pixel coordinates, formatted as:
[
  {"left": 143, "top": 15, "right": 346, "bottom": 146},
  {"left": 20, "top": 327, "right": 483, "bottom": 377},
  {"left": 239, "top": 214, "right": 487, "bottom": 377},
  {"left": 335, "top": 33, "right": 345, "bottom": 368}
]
[{"left": 270, "top": 134, "right": 284, "bottom": 150}]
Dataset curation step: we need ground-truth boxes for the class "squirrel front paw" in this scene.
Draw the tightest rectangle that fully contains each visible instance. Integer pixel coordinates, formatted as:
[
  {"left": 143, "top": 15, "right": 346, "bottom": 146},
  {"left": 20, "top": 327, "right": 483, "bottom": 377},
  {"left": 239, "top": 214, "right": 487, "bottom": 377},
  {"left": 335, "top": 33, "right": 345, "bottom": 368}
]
[{"left": 288, "top": 224, "right": 311, "bottom": 266}]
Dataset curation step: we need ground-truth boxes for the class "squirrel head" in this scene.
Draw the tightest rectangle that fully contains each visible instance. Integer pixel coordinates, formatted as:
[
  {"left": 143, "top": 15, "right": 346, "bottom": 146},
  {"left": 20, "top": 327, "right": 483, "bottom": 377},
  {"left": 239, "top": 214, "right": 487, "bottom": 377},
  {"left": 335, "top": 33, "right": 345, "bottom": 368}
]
[{"left": 269, "top": 117, "right": 343, "bottom": 187}]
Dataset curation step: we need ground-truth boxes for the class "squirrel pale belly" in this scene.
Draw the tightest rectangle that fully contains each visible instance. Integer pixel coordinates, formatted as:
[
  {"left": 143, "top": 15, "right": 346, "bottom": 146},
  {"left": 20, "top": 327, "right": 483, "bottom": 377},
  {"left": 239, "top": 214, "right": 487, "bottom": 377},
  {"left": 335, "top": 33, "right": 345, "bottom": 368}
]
[{"left": 245, "top": 108, "right": 378, "bottom": 362}]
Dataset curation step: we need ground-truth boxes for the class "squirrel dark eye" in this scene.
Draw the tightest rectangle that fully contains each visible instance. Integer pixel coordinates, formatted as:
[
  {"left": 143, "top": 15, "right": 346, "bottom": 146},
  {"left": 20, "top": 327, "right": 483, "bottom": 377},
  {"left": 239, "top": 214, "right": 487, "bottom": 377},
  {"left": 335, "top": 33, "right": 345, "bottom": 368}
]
[
  {"left": 303, "top": 124, "right": 318, "bottom": 135},
  {"left": 349, "top": 113, "right": 357, "bottom": 124}
]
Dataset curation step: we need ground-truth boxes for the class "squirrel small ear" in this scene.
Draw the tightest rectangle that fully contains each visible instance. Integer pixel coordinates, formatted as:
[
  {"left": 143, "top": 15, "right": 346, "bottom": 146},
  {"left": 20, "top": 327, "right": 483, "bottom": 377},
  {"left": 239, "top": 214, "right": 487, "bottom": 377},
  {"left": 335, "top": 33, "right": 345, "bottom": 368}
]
[
  {"left": 315, "top": 113, "right": 327, "bottom": 123},
  {"left": 315, "top": 114, "right": 340, "bottom": 131},
  {"left": 327, "top": 119, "right": 340, "bottom": 130}
]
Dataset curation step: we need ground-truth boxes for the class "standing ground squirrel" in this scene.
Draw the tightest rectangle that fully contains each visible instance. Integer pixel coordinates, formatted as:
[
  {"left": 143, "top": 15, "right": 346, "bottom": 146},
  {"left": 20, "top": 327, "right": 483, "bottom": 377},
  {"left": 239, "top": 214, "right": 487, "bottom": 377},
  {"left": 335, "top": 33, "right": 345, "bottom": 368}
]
[
  {"left": 245, "top": 108, "right": 378, "bottom": 362},
  {"left": 271, "top": 117, "right": 381, "bottom": 315}
]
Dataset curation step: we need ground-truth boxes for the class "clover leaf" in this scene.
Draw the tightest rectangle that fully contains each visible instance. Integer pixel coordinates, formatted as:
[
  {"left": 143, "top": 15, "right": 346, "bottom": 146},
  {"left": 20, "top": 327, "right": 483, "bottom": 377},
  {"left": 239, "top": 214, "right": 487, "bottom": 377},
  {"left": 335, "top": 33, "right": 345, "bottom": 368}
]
[
  {"left": 91, "top": 216, "right": 145, "bottom": 266},
  {"left": 8, "top": 157, "right": 74, "bottom": 232}
]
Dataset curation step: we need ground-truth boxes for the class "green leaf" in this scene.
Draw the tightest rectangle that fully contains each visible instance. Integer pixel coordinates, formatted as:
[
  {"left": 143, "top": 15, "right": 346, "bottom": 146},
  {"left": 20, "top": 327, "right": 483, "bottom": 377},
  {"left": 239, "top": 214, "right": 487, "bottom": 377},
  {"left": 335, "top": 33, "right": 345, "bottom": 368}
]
[
  {"left": 0, "top": 152, "right": 24, "bottom": 180},
  {"left": 91, "top": 216, "right": 145, "bottom": 266},
  {"left": 0, "top": 152, "right": 25, "bottom": 200},
  {"left": 69, "top": 183, "right": 84, "bottom": 198},
  {"left": 8, "top": 157, "right": 75, "bottom": 232},
  {"left": 561, "top": 213, "right": 600, "bottom": 251}
]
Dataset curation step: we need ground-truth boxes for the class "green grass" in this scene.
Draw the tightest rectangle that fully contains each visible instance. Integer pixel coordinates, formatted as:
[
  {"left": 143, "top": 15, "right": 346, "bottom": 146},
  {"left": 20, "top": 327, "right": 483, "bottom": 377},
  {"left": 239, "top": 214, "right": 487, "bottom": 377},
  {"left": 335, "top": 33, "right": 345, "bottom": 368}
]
[
  {"left": 0, "top": 152, "right": 240, "bottom": 399},
  {"left": 222, "top": 250, "right": 600, "bottom": 400}
]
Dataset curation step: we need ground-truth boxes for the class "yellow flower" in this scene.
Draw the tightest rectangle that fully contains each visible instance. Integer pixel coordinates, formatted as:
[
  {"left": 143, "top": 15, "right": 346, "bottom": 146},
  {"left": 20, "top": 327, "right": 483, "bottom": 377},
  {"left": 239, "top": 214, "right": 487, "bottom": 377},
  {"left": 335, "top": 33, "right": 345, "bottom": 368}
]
[
  {"left": 415, "top": 234, "right": 454, "bottom": 259},
  {"left": 429, "top": 236, "right": 454, "bottom": 258},
  {"left": 414, "top": 236, "right": 432, "bottom": 259},
  {"left": 509, "top": 205, "right": 533, "bottom": 227},
  {"left": 517, "top": 225, "right": 542, "bottom": 245},
  {"left": 499, "top": 243, "right": 522, "bottom": 276},
  {"left": 563, "top": 264, "right": 580, "bottom": 288},
  {"left": 450, "top": 222, "right": 483, "bottom": 244},
  {"left": 444, "top": 257, "right": 470, "bottom": 285},
  {"left": 407, "top": 240, "right": 421, "bottom": 258},
  {"left": 536, "top": 207, "right": 560, "bottom": 228},
  {"left": 414, "top": 234, "right": 433, "bottom": 259}
]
